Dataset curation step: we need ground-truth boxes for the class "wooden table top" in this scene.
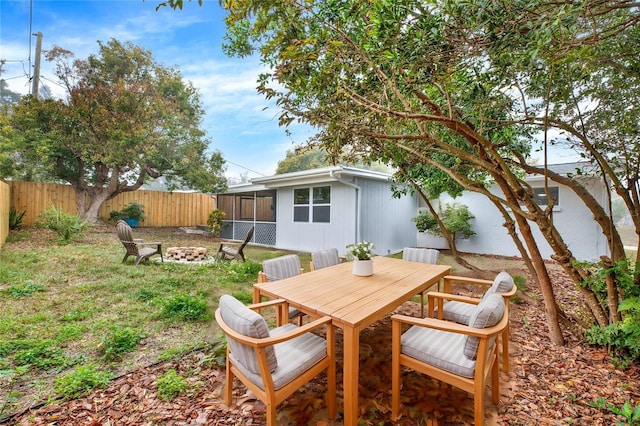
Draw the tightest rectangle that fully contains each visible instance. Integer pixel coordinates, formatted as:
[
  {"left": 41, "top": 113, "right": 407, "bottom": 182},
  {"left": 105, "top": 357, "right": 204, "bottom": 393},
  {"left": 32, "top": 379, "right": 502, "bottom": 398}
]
[{"left": 254, "top": 256, "right": 451, "bottom": 330}]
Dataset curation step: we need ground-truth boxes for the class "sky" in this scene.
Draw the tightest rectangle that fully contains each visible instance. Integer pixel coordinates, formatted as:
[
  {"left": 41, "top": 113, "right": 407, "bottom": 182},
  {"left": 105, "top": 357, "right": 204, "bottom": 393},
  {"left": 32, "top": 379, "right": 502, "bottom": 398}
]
[
  {"left": 0, "top": 0, "right": 582, "bottom": 184},
  {"left": 0, "top": 0, "right": 314, "bottom": 181}
]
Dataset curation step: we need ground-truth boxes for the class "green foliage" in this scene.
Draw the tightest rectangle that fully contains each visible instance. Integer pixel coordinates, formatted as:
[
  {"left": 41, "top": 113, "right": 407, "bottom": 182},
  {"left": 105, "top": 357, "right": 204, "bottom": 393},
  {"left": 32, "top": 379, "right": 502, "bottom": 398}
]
[
  {"left": 5, "top": 281, "right": 46, "bottom": 298},
  {"left": 9, "top": 340, "right": 82, "bottom": 371},
  {"left": 35, "top": 206, "right": 92, "bottom": 243},
  {"left": 591, "top": 397, "right": 640, "bottom": 426},
  {"left": 100, "top": 327, "right": 144, "bottom": 361},
  {"left": 413, "top": 203, "right": 475, "bottom": 239},
  {"left": 8, "top": 207, "right": 26, "bottom": 230},
  {"left": 207, "top": 209, "right": 226, "bottom": 236},
  {"left": 110, "top": 202, "right": 146, "bottom": 222},
  {"left": 53, "top": 364, "right": 111, "bottom": 400},
  {"left": 215, "top": 261, "right": 263, "bottom": 284},
  {"left": 156, "top": 369, "right": 188, "bottom": 400},
  {"left": 161, "top": 294, "right": 210, "bottom": 321},
  {"left": 582, "top": 259, "right": 640, "bottom": 364}
]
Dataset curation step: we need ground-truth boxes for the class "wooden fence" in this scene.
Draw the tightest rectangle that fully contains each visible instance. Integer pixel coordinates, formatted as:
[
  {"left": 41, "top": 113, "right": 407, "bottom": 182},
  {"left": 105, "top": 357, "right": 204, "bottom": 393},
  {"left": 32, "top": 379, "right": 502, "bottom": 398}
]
[
  {"left": 7, "top": 181, "right": 217, "bottom": 227},
  {"left": 0, "top": 181, "right": 9, "bottom": 248}
]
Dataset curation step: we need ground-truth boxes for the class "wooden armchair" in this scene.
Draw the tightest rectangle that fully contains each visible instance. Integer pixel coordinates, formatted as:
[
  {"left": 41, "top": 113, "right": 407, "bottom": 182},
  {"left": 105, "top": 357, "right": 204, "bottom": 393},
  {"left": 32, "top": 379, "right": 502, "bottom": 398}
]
[
  {"left": 257, "top": 254, "right": 306, "bottom": 325},
  {"left": 115, "top": 220, "right": 163, "bottom": 265},
  {"left": 309, "top": 248, "right": 340, "bottom": 271},
  {"left": 216, "top": 225, "right": 254, "bottom": 262},
  {"left": 215, "top": 295, "right": 336, "bottom": 426},
  {"left": 428, "top": 272, "right": 516, "bottom": 372},
  {"left": 392, "top": 294, "right": 508, "bottom": 426}
]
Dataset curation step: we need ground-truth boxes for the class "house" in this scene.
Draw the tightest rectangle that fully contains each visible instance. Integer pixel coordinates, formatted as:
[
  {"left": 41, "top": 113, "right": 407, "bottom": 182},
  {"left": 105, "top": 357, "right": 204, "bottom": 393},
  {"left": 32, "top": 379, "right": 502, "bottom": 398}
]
[
  {"left": 216, "top": 162, "right": 609, "bottom": 262},
  {"left": 215, "top": 166, "right": 418, "bottom": 256},
  {"left": 435, "top": 162, "right": 610, "bottom": 262}
]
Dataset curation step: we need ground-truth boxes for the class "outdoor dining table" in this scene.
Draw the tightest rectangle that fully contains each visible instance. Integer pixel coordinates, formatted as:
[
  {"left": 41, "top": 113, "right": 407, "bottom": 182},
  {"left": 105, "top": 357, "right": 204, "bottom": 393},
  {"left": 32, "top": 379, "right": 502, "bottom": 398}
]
[{"left": 252, "top": 255, "right": 451, "bottom": 426}]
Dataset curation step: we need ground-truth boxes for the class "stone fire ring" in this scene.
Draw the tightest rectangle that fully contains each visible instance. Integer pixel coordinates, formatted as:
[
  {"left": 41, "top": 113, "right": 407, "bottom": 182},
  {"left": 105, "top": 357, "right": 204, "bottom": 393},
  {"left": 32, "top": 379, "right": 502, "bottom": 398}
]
[{"left": 166, "top": 247, "right": 208, "bottom": 262}]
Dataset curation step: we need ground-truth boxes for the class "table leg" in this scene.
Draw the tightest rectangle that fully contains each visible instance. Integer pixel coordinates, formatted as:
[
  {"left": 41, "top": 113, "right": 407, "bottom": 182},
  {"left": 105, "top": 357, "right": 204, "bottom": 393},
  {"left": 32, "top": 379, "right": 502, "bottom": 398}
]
[{"left": 343, "top": 325, "right": 359, "bottom": 426}]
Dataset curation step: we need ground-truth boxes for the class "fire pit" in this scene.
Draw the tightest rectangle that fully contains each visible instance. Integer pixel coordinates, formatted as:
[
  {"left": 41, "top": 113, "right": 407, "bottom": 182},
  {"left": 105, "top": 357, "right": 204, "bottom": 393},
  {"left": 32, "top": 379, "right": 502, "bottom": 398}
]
[{"left": 166, "top": 247, "right": 208, "bottom": 262}]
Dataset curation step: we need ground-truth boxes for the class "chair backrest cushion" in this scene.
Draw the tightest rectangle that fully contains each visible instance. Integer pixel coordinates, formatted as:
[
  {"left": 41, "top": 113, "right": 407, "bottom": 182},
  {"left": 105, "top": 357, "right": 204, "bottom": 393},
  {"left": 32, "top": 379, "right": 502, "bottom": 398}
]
[
  {"left": 463, "top": 294, "right": 505, "bottom": 360},
  {"left": 262, "top": 254, "right": 302, "bottom": 281},
  {"left": 311, "top": 248, "right": 340, "bottom": 270},
  {"left": 480, "top": 271, "right": 514, "bottom": 302},
  {"left": 402, "top": 247, "right": 440, "bottom": 264},
  {"left": 218, "top": 295, "right": 277, "bottom": 373}
]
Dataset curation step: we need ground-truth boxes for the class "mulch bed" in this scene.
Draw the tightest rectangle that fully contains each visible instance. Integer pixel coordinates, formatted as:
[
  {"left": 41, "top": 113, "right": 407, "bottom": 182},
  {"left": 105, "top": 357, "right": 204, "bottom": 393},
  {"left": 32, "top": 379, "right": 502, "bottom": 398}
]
[{"left": 6, "top": 266, "right": 639, "bottom": 425}]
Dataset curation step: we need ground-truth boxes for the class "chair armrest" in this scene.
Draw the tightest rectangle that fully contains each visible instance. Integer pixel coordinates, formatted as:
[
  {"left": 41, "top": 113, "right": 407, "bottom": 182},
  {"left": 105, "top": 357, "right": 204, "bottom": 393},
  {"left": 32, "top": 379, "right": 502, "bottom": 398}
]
[
  {"left": 442, "top": 275, "right": 493, "bottom": 293},
  {"left": 138, "top": 241, "right": 162, "bottom": 246},
  {"left": 392, "top": 313, "right": 506, "bottom": 338},
  {"left": 428, "top": 292, "right": 481, "bottom": 305}
]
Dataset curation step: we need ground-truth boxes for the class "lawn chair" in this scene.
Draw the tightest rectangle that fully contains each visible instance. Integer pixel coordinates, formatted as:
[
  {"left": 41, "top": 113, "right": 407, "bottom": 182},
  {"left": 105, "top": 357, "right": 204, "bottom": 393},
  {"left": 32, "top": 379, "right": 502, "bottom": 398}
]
[
  {"left": 215, "top": 295, "right": 336, "bottom": 426},
  {"left": 391, "top": 293, "right": 508, "bottom": 426},
  {"left": 428, "top": 271, "right": 516, "bottom": 372},
  {"left": 115, "top": 219, "right": 163, "bottom": 265},
  {"left": 402, "top": 247, "right": 440, "bottom": 316},
  {"left": 258, "top": 254, "right": 306, "bottom": 325},
  {"left": 309, "top": 248, "right": 341, "bottom": 271},
  {"left": 216, "top": 226, "right": 254, "bottom": 262}
]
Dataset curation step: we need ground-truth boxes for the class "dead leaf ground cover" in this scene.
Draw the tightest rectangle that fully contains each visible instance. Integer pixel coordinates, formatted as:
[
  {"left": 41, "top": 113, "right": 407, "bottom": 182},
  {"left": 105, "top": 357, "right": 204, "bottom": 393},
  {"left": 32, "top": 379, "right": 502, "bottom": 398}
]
[{"left": 3, "top": 227, "right": 639, "bottom": 425}]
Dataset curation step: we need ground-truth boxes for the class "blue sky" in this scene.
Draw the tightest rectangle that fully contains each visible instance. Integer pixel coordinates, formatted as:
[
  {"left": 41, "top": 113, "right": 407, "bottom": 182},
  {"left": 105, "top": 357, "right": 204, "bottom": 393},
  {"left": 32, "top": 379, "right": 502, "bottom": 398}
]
[{"left": 0, "top": 0, "right": 314, "bottom": 181}]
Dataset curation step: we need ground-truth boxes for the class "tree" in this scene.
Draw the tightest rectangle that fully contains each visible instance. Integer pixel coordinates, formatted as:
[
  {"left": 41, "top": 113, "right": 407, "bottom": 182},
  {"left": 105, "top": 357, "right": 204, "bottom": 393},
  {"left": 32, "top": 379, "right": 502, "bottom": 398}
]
[
  {"left": 213, "top": 0, "right": 640, "bottom": 346},
  {"left": 3, "top": 39, "right": 227, "bottom": 222}
]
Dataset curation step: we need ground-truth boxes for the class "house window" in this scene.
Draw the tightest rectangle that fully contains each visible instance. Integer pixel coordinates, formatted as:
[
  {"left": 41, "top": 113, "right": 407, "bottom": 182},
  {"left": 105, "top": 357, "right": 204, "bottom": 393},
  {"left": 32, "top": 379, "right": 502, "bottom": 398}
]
[
  {"left": 533, "top": 187, "right": 559, "bottom": 207},
  {"left": 293, "top": 186, "right": 331, "bottom": 223}
]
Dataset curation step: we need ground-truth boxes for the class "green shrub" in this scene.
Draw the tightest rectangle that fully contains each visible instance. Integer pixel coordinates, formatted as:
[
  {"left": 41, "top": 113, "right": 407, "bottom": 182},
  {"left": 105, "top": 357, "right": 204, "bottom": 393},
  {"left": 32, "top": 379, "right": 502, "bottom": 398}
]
[
  {"left": 156, "top": 369, "right": 188, "bottom": 400},
  {"left": 412, "top": 202, "right": 475, "bottom": 239},
  {"left": 35, "top": 207, "right": 91, "bottom": 243},
  {"left": 53, "top": 364, "right": 111, "bottom": 400},
  {"left": 101, "top": 327, "right": 144, "bottom": 360},
  {"left": 8, "top": 207, "right": 26, "bottom": 230},
  {"left": 109, "top": 202, "right": 146, "bottom": 222},
  {"left": 161, "top": 294, "right": 210, "bottom": 321},
  {"left": 207, "top": 209, "right": 226, "bottom": 237}
]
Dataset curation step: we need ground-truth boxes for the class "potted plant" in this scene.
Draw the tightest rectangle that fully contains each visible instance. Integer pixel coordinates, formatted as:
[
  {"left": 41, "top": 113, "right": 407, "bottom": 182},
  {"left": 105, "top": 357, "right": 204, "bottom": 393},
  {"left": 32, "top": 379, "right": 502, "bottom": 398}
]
[
  {"left": 413, "top": 202, "right": 475, "bottom": 249},
  {"left": 346, "top": 241, "right": 375, "bottom": 276},
  {"left": 109, "top": 202, "right": 146, "bottom": 227}
]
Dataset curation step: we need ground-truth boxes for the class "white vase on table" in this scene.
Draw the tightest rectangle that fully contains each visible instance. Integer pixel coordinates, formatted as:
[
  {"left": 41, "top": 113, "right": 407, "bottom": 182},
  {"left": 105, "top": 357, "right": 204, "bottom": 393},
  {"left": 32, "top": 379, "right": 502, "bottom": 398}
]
[{"left": 352, "top": 259, "right": 373, "bottom": 276}]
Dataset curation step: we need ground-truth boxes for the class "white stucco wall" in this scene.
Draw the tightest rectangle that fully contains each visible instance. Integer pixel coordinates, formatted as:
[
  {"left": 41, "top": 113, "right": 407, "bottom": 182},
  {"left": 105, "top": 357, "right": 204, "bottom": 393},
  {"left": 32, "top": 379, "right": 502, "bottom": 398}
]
[{"left": 439, "top": 176, "right": 609, "bottom": 261}]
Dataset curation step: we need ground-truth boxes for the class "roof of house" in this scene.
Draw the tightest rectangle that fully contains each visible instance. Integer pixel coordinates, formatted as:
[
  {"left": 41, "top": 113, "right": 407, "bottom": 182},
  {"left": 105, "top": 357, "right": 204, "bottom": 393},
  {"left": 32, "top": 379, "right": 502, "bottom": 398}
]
[{"left": 221, "top": 166, "right": 393, "bottom": 194}]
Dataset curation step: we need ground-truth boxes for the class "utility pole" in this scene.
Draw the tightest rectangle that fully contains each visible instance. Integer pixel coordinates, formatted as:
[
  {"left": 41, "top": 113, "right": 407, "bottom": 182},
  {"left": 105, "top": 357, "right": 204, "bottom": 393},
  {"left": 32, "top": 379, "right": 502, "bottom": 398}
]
[{"left": 31, "top": 31, "right": 43, "bottom": 98}]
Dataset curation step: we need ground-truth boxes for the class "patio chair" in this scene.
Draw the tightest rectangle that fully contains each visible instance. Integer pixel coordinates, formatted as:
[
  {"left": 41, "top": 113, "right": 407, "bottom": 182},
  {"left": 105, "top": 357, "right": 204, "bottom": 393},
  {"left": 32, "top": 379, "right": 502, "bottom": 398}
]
[
  {"left": 215, "top": 295, "right": 336, "bottom": 426},
  {"left": 402, "top": 247, "right": 440, "bottom": 316},
  {"left": 258, "top": 254, "right": 306, "bottom": 325},
  {"left": 309, "top": 248, "right": 340, "bottom": 271},
  {"left": 428, "top": 271, "right": 516, "bottom": 372},
  {"left": 216, "top": 225, "right": 254, "bottom": 262},
  {"left": 115, "top": 219, "right": 163, "bottom": 265},
  {"left": 391, "top": 293, "right": 508, "bottom": 426}
]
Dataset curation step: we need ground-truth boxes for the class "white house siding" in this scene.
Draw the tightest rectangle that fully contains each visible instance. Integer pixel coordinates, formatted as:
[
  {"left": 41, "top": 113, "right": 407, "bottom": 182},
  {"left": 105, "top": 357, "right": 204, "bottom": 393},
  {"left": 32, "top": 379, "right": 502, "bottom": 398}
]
[
  {"left": 273, "top": 182, "right": 358, "bottom": 255},
  {"left": 439, "top": 176, "right": 609, "bottom": 261},
  {"left": 358, "top": 178, "right": 418, "bottom": 256}
]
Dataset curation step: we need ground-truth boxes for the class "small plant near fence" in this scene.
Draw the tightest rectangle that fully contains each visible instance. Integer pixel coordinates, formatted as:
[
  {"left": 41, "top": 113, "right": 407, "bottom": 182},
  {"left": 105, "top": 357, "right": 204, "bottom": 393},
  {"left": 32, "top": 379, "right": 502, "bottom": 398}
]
[
  {"left": 35, "top": 206, "right": 91, "bottom": 244},
  {"left": 8, "top": 207, "right": 26, "bottom": 230},
  {"left": 207, "top": 209, "right": 226, "bottom": 237},
  {"left": 156, "top": 369, "right": 188, "bottom": 400}
]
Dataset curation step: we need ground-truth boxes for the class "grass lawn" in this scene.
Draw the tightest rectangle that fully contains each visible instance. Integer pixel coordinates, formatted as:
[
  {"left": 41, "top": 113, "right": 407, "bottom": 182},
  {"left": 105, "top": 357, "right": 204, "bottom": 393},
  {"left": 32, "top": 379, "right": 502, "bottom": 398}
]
[{"left": 0, "top": 225, "right": 311, "bottom": 419}]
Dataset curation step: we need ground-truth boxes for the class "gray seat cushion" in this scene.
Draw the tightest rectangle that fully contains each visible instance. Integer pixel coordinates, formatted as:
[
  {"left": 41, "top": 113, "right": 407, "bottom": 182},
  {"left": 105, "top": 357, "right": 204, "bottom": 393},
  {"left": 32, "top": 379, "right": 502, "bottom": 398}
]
[
  {"left": 231, "top": 323, "right": 327, "bottom": 390},
  {"left": 463, "top": 294, "right": 505, "bottom": 360},
  {"left": 441, "top": 271, "right": 513, "bottom": 324},
  {"left": 311, "top": 248, "right": 340, "bottom": 269},
  {"left": 218, "top": 295, "right": 277, "bottom": 374}
]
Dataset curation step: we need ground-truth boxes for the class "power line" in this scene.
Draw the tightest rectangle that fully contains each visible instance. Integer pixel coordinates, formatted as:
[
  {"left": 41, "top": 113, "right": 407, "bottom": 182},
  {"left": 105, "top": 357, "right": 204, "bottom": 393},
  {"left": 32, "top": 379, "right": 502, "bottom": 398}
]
[{"left": 224, "top": 159, "right": 266, "bottom": 177}]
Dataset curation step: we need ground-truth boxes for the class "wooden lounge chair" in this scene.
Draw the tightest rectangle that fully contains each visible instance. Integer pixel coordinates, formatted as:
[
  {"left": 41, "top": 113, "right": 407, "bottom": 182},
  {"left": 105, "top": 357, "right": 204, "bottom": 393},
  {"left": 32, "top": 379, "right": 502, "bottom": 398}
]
[
  {"left": 115, "top": 219, "right": 163, "bottom": 265},
  {"left": 215, "top": 295, "right": 336, "bottom": 426},
  {"left": 216, "top": 225, "right": 254, "bottom": 262},
  {"left": 392, "top": 293, "right": 508, "bottom": 426}
]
